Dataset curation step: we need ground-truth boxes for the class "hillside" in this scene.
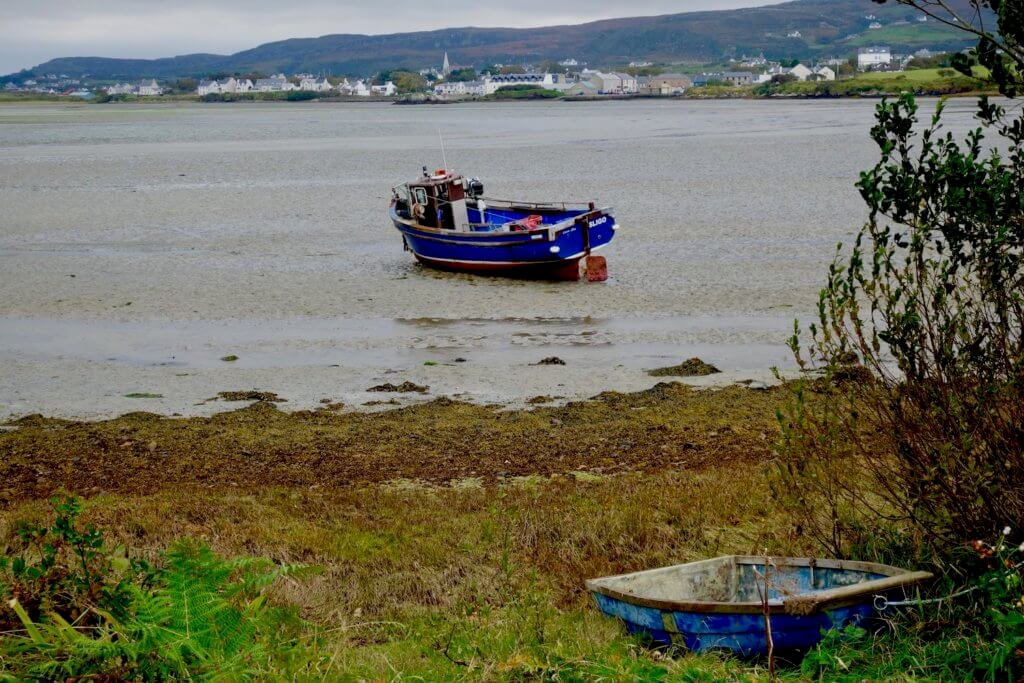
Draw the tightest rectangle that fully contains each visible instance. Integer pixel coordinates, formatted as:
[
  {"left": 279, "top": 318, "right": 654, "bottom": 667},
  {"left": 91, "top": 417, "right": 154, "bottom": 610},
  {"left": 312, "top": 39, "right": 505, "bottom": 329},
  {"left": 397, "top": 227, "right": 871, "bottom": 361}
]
[{"left": 7, "top": 0, "right": 980, "bottom": 80}]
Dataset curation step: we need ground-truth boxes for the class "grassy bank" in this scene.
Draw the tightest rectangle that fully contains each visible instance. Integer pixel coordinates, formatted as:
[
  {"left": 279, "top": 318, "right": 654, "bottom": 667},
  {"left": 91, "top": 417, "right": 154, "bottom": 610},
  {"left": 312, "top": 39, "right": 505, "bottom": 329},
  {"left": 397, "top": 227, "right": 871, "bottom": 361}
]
[
  {"left": 0, "top": 467, "right": 795, "bottom": 679},
  {"left": 1, "top": 382, "right": 989, "bottom": 680},
  {"left": 755, "top": 68, "right": 993, "bottom": 98},
  {"left": 0, "top": 93, "right": 73, "bottom": 103},
  {"left": 0, "top": 384, "right": 789, "bottom": 678}
]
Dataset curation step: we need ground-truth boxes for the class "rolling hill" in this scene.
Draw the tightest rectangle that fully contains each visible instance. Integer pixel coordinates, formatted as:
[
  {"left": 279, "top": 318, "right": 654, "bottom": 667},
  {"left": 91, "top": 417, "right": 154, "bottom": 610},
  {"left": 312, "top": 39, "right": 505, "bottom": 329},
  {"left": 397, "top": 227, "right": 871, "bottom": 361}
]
[{"left": 6, "top": 0, "right": 981, "bottom": 81}]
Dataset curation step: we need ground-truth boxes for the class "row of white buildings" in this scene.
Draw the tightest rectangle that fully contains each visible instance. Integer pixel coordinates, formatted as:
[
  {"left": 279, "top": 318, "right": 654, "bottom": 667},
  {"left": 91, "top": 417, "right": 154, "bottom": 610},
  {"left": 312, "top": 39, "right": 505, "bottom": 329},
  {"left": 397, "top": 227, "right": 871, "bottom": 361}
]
[
  {"left": 431, "top": 62, "right": 838, "bottom": 100},
  {"left": 105, "top": 79, "right": 165, "bottom": 96},
  {"left": 433, "top": 70, "right": 643, "bottom": 98},
  {"left": 196, "top": 74, "right": 397, "bottom": 97}
]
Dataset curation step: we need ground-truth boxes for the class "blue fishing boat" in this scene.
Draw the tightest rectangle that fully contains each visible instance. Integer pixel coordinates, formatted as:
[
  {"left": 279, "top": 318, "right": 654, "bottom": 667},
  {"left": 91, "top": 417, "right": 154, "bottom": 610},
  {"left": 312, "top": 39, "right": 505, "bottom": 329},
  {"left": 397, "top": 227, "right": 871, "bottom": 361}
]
[
  {"left": 390, "top": 168, "right": 617, "bottom": 280},
  {"left": 586, "top": 555, "right": 932, "bottom": 656}
]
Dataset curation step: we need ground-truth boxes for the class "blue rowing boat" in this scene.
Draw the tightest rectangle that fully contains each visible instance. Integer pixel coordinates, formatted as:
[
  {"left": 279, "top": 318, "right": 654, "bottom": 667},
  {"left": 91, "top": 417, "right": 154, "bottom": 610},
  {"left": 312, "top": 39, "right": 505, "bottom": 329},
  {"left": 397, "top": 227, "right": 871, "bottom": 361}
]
[
  {"left": 390, "top": 168, "right": 617, "bottom": 280},
  {"left": 586, "top": 555, "right": 932, "bottom": 656}
]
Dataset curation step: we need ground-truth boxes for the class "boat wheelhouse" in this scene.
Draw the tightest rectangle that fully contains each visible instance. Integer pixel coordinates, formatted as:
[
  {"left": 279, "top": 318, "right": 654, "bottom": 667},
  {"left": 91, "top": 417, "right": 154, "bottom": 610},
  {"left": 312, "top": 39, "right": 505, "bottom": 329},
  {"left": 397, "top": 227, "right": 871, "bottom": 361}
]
[{"left": 390, "top": 168, "right": 617, "bottom": 280}]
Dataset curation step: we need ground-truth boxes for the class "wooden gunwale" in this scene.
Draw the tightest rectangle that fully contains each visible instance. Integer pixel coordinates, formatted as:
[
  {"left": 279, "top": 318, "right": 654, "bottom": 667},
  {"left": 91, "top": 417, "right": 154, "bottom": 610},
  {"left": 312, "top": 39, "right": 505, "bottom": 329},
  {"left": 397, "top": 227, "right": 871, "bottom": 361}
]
[{"left": 585, "top": 555, "right": 933, "bottom": 616}]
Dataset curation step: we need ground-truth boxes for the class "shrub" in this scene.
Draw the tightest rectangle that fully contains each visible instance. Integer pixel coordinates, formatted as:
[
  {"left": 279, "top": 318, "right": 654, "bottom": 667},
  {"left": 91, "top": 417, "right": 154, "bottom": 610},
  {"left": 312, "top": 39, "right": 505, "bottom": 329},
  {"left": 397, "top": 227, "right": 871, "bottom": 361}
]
[
  {"left": 492, "top": 85, "right": 560, "bottom": 100},
  {"left": 0, "top": 497, "right": 317, "bottom": 680},
  {"left": 801, "top": 530, "right": 1024, "bottom": 682},
  {"left": 775, "top": 94, "right": 1024, "bottom": 560}
]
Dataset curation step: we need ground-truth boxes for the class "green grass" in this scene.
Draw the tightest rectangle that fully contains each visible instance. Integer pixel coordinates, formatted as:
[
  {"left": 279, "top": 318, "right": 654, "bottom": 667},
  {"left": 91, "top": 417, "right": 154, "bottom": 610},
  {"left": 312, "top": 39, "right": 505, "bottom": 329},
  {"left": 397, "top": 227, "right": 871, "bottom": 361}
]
[
  {"left": 0, "top": 93, "right": 69, "bottom": 103},
  {"left": 0, "top": 468, "right": 804, "bottom": 679},
  {"left": 0, "top": 473, "right": 1005, "bottom": 680},
  {"left": 841, "top": 23, "right": 968, "bottom": 48},
  {"left": 490, "top": 86, "right": 561, "bottom": 100},
  {"left": 0, "top": 382, "right": 1013, "bottom": 679},
  {"left": 758, "top": 67, "right": 992, "bottom": 98},
  {"left": 856, "top": 67, "right": 988, "bottom": 83}
]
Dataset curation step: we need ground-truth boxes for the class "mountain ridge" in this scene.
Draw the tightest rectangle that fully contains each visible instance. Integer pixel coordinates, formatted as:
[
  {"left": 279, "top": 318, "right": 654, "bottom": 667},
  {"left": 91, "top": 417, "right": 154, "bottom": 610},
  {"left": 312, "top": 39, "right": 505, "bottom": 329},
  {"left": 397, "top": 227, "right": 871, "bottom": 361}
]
[{"left": 6, "top": 0, "right": 978, "bottom": 80}]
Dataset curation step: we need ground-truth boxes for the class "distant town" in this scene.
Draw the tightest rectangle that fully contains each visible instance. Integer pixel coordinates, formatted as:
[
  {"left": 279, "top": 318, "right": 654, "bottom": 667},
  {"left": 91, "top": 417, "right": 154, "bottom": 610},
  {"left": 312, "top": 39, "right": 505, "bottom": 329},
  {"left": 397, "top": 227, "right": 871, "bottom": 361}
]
[{"left": 2, "top": 42, "right": 965, "bottom": 102}]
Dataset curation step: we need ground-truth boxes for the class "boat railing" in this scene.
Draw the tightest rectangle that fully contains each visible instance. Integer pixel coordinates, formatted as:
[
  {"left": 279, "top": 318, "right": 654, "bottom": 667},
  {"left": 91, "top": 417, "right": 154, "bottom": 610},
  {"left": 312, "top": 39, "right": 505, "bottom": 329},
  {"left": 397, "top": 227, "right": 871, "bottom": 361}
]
[
  {"left": 462, "top": 205, "right": 613, "bottom": 233},
  {"left": 478, "top": 196, "right": 595, "bottom": 211}
]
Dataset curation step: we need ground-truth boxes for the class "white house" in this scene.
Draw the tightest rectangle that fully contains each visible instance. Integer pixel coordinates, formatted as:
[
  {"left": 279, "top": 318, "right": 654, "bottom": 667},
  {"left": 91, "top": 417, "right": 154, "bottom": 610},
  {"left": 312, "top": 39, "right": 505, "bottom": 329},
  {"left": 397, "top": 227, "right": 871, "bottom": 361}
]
[
  {"left": 371, "top": 81, "right": 397, "bottom": 96},
  {"left": 434, "top": 80, "right": 487, "bottom": 98},
  {"left": 198, "top": 77, "right": 254, "bottom": 95},
  {"left": 464, "top": 81, "right": 488, "bottom": 97},
  {"left": 434, "top": 81, "right": 467, "bottom": 97},
  {"left": 811, "top": 66, "right": 836, "bottom": 81},
  {"left": 482, "top": 73, "right": 570, "bottom": 95},
  {"left": 858, "top": 46, "right": 892, "bottom": 70},
  {"left": 774, "top": 64, "right": 837, "bottom": 82},
  {"left": 788, "top": 64, "right": 814, "bottom": 80},
  {"left": 137, "top": 79, "right": 163, "bottom": 96},
  {"left": 580, "top": 71, "right": 621, "bottom": 94},
  {"left": 105, "top": 82, "right": 136, "bottom": 95},
  {"left": 563, "top": 80, "right": 599, "bottom": 97},
  {"left": 613, "top": 72, "right": 639, "bottom": 93},
  {"left": 345, "top": 80, "right": 371, "bottom": 97},
  {"left": 254, "top": 77, "right": 283, "bottom": 92},
  {"left": 254, "top": 75, "right": 295, "bottom": 92},
  {"left": 299, "top": 77, "right": 333, "bottom": 92}
]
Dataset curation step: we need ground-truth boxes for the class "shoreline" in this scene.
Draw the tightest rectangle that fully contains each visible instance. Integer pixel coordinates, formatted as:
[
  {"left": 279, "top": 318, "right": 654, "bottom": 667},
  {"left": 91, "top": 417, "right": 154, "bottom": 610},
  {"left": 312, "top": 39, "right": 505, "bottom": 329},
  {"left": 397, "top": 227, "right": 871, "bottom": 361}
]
[
  {"left": 0, "top": 380, "right": 787, "bottom": 502},
  {"left": 0, "top": 313, "right": 799, "bottom": 421},
  {"left": 0, "top": 86, "right": 997, "bottom": 107}
]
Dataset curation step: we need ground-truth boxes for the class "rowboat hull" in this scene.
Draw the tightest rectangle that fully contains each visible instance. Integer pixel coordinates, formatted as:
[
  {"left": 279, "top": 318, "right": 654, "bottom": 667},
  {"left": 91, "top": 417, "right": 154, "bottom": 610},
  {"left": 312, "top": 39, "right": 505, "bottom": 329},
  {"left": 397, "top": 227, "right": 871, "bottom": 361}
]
[{"left": 586, "top": 555, "right": 932, "bottom": 656}]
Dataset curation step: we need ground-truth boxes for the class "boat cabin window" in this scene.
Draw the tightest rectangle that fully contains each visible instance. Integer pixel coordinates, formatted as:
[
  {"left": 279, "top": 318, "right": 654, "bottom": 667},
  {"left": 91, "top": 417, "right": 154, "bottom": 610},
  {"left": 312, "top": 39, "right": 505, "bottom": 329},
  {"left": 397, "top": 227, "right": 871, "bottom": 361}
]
[{"left": 412, "top": 187, "right": 428, "bottom": 205}]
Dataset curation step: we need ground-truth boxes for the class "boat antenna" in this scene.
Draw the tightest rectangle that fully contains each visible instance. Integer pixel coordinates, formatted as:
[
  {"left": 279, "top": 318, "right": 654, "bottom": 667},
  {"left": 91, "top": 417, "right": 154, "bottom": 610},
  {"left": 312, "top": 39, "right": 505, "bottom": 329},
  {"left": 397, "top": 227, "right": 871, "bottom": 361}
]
[{"left": 438, "top": 128, "right": 449, "bottom": 171}]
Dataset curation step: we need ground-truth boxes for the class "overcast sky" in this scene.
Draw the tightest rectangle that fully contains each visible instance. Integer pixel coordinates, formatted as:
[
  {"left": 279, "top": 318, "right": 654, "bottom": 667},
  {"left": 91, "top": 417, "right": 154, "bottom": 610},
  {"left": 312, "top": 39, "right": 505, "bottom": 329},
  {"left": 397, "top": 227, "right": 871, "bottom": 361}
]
[{"left": 1, "top": 0, "right": 782, "bottom": 74}]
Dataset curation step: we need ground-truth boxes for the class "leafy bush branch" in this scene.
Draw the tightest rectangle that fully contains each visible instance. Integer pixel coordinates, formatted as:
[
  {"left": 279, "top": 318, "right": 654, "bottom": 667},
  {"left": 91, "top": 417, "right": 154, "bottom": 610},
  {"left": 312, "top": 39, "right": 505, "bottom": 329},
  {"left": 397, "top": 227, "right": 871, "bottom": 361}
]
[
  {"left": 0, "top": 497, "right": 319, "bottom": 680},
  {"left": 777, "top": 93, "right": 1023, "bottom": 560}
]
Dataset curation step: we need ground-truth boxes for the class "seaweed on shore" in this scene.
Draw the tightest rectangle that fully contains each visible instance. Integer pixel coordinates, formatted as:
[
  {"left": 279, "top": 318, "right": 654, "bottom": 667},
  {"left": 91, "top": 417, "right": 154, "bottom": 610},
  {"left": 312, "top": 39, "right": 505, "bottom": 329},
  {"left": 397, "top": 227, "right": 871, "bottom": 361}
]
[
  {"left": 216, "top": 390, "right": 286, "bottom": 403},
  {"left": 0, "top": 382, "right": 788, "bottom": 502},
  {"left": 367, "top": 382, "right": 429, "bottom": 394},
  {"left": 647, "top": 358, "right": 721, "bottom": 377}
]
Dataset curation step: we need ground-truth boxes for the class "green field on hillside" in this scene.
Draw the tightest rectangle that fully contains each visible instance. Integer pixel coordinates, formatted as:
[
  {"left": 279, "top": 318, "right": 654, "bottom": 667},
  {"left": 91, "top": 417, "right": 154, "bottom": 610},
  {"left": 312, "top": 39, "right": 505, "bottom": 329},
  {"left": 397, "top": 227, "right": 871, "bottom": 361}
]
[{"left": 841, "top": 22, "right": 968, "bottom": 48}]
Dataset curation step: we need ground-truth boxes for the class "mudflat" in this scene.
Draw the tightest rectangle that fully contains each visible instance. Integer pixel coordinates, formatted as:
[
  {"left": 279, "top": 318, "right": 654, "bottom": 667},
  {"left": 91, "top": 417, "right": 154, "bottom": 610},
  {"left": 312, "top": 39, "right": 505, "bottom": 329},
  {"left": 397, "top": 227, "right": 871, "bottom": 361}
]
[{"left": 0, "top": 99, "right": 987, "bottom": 418}]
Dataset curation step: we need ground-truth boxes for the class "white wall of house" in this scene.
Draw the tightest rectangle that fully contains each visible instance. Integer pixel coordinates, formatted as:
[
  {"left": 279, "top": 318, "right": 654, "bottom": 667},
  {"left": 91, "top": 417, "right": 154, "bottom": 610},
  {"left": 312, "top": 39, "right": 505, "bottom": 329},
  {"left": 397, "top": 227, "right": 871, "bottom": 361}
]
[
  {"left": 858, "top": 47, "right": 892, "bottom": 70},
  {"left": 137, "top": 80, "right": 163, "bottom": 96},
  {"left": 787, "top": 64, "right": 814, "bottom": 81},
  {"left": 434, "top": 81, "right": 466, "bottom": 97},
  {"left": 812, "top": 66, "right": 836, "bottom": 81},
  {"left": 299, "top": 77, "right": 333, "bottom": 92},
  {"left": 613, "top": 72, "right": 638, "bottom": 93}
]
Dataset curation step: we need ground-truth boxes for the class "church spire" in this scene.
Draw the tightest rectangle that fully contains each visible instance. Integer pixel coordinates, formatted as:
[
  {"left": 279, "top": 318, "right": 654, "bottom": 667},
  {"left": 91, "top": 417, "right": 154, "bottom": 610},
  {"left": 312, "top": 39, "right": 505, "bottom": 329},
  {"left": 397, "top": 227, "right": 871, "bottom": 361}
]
[{"left": 442, "top": 51, "right": 451, "bottom": 76}]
